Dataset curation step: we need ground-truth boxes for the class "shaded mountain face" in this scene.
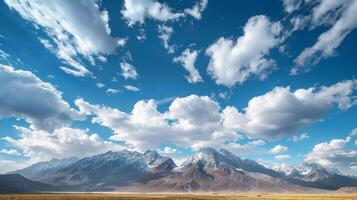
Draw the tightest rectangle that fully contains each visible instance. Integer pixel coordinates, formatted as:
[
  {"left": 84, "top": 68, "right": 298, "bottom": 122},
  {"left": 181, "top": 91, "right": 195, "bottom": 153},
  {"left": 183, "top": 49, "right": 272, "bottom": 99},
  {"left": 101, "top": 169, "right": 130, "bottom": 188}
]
[
  {"left": 186, "top": 148, "right": 281, "bottom": 177},
  {"left": 6, "top": 147, "right": 357, "bottom": 193},
  {"left": 0, "top": 174, "right": 55, "bottom": 193},
  {"left": 144, "top": 148, "right": 308, "bottom": 192},
  {"left": 10, "top": 157, "right": 78, "bottom": 181},
  {"left": 38, "top": 150, "right": 176, "bottom": 191}
]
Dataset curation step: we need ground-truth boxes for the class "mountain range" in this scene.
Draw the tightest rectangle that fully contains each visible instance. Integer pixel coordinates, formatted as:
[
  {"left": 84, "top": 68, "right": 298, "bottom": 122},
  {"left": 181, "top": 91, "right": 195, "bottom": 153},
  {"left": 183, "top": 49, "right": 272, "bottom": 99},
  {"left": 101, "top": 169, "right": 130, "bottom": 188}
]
[{"left": 3, "top": 147, "right": 357, "bottom": 193}]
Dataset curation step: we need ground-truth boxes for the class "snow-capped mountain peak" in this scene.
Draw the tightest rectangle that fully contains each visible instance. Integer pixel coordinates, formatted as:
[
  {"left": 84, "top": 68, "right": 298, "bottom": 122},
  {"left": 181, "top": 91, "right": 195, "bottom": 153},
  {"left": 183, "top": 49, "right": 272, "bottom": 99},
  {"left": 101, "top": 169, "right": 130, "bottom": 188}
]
[
  {"left": 189, "top": 147, "right": 226, "bottom": 168},
  {"left": 273, "top": 162, "right": 341, "bottom": 182}
]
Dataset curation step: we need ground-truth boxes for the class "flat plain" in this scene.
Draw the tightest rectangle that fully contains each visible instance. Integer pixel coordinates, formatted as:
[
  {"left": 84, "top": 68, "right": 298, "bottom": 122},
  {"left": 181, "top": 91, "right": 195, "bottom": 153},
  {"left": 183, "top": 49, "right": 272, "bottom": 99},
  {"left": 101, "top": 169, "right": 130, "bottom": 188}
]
[{"left": 0, "top": 193, "right": 357, "bottom": 200}]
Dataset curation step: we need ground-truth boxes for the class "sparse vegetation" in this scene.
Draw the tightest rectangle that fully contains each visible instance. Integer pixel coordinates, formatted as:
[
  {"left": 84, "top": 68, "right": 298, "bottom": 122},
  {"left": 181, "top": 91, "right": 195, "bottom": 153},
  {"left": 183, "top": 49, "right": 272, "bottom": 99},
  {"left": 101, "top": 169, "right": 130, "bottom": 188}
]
[{"left": 0, "top": 193, "right": 356, "bottom": 200}]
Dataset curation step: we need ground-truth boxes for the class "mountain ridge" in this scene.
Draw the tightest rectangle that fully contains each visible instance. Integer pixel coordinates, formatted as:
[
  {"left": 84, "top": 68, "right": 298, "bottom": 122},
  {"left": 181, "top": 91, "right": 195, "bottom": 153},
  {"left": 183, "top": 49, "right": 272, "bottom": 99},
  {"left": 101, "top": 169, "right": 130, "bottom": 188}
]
[{"left": 4, "top": 147, "right": 357, "bottom": 192}]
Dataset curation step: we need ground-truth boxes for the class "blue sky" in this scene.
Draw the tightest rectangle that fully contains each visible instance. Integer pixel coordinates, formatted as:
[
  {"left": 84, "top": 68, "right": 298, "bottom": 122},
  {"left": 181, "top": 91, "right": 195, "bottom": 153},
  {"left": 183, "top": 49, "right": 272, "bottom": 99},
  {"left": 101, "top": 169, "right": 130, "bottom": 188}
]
[{"left": 0, "top": 0, "right": 356, "bottom": 175}]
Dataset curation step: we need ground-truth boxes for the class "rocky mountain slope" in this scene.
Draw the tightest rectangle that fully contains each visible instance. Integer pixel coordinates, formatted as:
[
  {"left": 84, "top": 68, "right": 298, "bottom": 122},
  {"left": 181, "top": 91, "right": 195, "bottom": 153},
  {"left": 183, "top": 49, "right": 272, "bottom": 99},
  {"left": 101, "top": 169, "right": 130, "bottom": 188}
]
[
  {"left": 274, "top": 163, "right": 357, "bottom": 190},
  {"left": 5, "top": 147, "right": 357, "bottom": 192},
  {"left": 11, "top": 157, "right": 78, "bottom": 181},
  {"left": 0, "top": 174, "right": 55, "bottom": 193},
  {"left": 143, "top": 148, "right": 310, "bottom": 192}
]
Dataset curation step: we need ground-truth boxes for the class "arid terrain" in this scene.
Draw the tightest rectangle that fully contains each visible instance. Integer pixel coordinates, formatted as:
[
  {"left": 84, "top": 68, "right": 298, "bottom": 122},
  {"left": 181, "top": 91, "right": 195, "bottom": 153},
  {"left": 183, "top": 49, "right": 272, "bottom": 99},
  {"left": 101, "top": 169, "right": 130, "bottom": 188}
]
[{"left": 0, "top": 193, "right": 357, "bottom": 200}]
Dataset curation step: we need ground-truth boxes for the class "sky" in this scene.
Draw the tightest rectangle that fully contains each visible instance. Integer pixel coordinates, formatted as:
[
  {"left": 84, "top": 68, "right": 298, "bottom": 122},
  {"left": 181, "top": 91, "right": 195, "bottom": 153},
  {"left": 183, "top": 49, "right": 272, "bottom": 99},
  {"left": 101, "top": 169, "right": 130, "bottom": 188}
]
[{"left": 0, "top": 0, "right": 356, "bottom": 175}]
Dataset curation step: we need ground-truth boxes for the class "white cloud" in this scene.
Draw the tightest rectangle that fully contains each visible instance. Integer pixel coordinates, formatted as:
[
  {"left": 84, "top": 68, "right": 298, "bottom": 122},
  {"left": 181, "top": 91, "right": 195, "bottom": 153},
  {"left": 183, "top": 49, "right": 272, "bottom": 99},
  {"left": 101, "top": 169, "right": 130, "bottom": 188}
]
[
  {"left": 75, "top": 95, "right": 266, "bottom": 155},
  {"left": 281, "top": 0, "right": 302, "bottom": 13},
  {"left": 75, "top": 80, "right": 356, "bottom": 152},
  {"left": 206, "top": 15, "right": 282, "bottom": 87},
  {"left": 0, "top": 159, "right": 30, "bottom": 173},
  {"left": 167, "top": 95, "right": 221, "bottom": 131},
  {"left": 75, "top": 98, "right": 170, "bottom": 150},
  {"left": 96, "top": 82, "right": 105, "bottom": 88},
  {"left": 173, "top": 48, "right": 203, "bottom": 84},
  {"left": 292, "top": 1, "right": 357, "bottom": 74},
  {"left": 275, "top": 154, "right": 291, "bottom": 160},
  {"left": 158, "top": 25, "right": 175, "bottom": 54},
  {"left": 0, "top": 49, "right": 10, "bottom": 63},
  {"left": 4, "top": 0, "right": 125, "bottom": 77},
  {"left": 249, "top": 140, "right": 266, "bottom": 146},
  {"left": 290, "top": 133, "right": 310, "bottom": 142},
  {"left": 121, "top": 0, "right": 183, "bottom": 26},
  {"left": 218, "top": 91, "right": 232, "bottom": 100},
  {"left": 0, "top": 148, "right": 21, "bottom": 156},
  {"left": 184, "top": 0, "right": 208, "bottom": 20},
  {"left": 106, "top": 88, "right": 120, "bottom": 95},
  {"left": 111, "top": 77, "right": 118, "bottom": 82},
  {"left": 305, "top": 137, "right": 357, "bottom": 175},
  {"left": 2, "top": 126, "right": 124, "bottom": 163},
  {"left": 222, "top": 80, "right": 357, "bottom": 140},
  {"left": 270, "top": 145, "right": 288, "bottom": 154},
  {"left": 124, "top": 85, "right": 140, "bottom": 92},
  {"left": 349, "top": 128, "right": 357, "bottom": 137},
  {"left": 121, "top": 0, "right": 208, "bottom": 26},
  {"left": 76, "top": 95, "right": 238, "bottom": 151},
  {"left": 120, "top": 61, "right": 139, "bottom": 80},
  {"left": 0, "top": 65, "right": 82, "bottom": 132},
  {"left": 158, "top": 147, "right": 177, "bottom": 155}
]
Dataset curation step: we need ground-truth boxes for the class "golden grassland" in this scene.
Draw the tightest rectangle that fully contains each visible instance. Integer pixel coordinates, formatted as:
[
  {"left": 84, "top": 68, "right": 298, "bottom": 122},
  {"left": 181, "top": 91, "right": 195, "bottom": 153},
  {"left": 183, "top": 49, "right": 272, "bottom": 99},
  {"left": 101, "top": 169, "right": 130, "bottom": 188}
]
[{"left": 0, "top": 193, "right": 357, "bottom": 200}]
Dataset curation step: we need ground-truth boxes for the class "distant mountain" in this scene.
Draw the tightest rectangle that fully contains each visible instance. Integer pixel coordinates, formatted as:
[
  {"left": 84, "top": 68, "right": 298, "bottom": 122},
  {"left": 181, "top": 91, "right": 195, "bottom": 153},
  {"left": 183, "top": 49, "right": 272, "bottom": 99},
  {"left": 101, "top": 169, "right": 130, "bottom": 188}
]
[
  {"left": 274, "top": 163, "right": 357, "bottom": 190},
  {"left": 5, "top": 147, "right": 357, "bottom": 193},
  {"left": 144, "top": 148, "right": 309, "bottom": 192},
  {"left": 337, "top": 187, "right": 357, "bottom": 193},
  {"left": 10, "top": 157, "right": 78, "bottom": 181},
  {"left": 0, "top": 174, "right": 55, "bottom": 193},
  {"left": 274, "top": 163, "right": 341, "bottom": 180},
  {"left": 40, "top": 150, "right": 176, "bottom": 191},
  {"left": 199, "top": 148, "right": 282, "bottom": 177}
]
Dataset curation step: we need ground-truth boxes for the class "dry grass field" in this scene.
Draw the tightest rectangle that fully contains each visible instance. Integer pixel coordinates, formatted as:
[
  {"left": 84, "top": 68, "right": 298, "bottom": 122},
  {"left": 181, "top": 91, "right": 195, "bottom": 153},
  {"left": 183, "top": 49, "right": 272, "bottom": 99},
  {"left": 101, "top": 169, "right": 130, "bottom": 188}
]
[{"left": 0, "top": 193, "right": 356, "bottom": 200}]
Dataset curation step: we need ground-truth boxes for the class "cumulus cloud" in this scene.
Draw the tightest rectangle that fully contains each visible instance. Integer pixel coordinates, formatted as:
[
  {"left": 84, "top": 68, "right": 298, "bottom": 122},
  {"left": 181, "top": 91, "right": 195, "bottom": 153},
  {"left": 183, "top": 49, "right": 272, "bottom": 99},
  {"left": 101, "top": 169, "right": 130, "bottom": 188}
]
[
  {"left": 290, "top": 133, "right": 309, "bottom": 142},
  {"left": 74, "top": 80, "right": 356, "bottom": 151},
  {"left": 281, "top": 0, "right": 302, "bottom": 13},
  {"left": 2, "top": 126, "right": 124, "bottom": 163},
  {"left": 350, "top": 128, "right": 357, "bottom": 137},
  {"left": 158, "top": 25, "right": 175, "bottom": 54},
  {"left": 96, "top": 82, "right": 105, "bottom": 89},
  {"left": 292, "top": 0, "right": 357, "bottom": 74},
  {"left": 275, "top": 154, "right": 291, "bottom": 160},
  {"left": 75, "top": 95, "right": 267, "bottom": 155},
  {"left": 120, "top": 61, "right": 139, "bottom": 80},
  {"left": 184, "top": 0, "right": 208, "bottom": 20},
  {"left": 305, "top": 137, "right": 357, "bottom": 175},
  {"left": 222, "top": 80, "right": 357, "bottom": 140},
  {"left": 4, "top": 0, "right": 125, "bottom": 77},
  {"left": 173, "top": 48, "right": 202, "bottom": 84},
  {"left": 75, "top": 98, "right": 171, "bottom": 150},
  {"left": 124, "top": 85, "right": 140, "bottom": 92},
  {"left": 121, "top": 0, "right": 208, "bottom": 26},
  {"left": 158, "top": 147, "right": 177, "bottom": 155},
  {"left": 75, "top": 95, "right": 245, "bottom": 153},
  {"left": 0, "top": 65, "right": 82, "bottom": 132},
  {"left": 0, "top": 159, "right": 30, "bottom": 173},
  {"left": 106, "top": 88, "right": 120, "bottom": 95},
  {"left": 0, "top": 148, "right": 21, "bottom": 156},
  {"left": 206, "top": 15, "right": 282, "bottom": 87},
  {"left": 270, "top": 145, "right": 288, "bottom": 154},
  {"left": 121, "top": 0, "right": 183, "bottom": 26},
  {"left": 192, "top": 139, "right": 266, "bottom": 155}
]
